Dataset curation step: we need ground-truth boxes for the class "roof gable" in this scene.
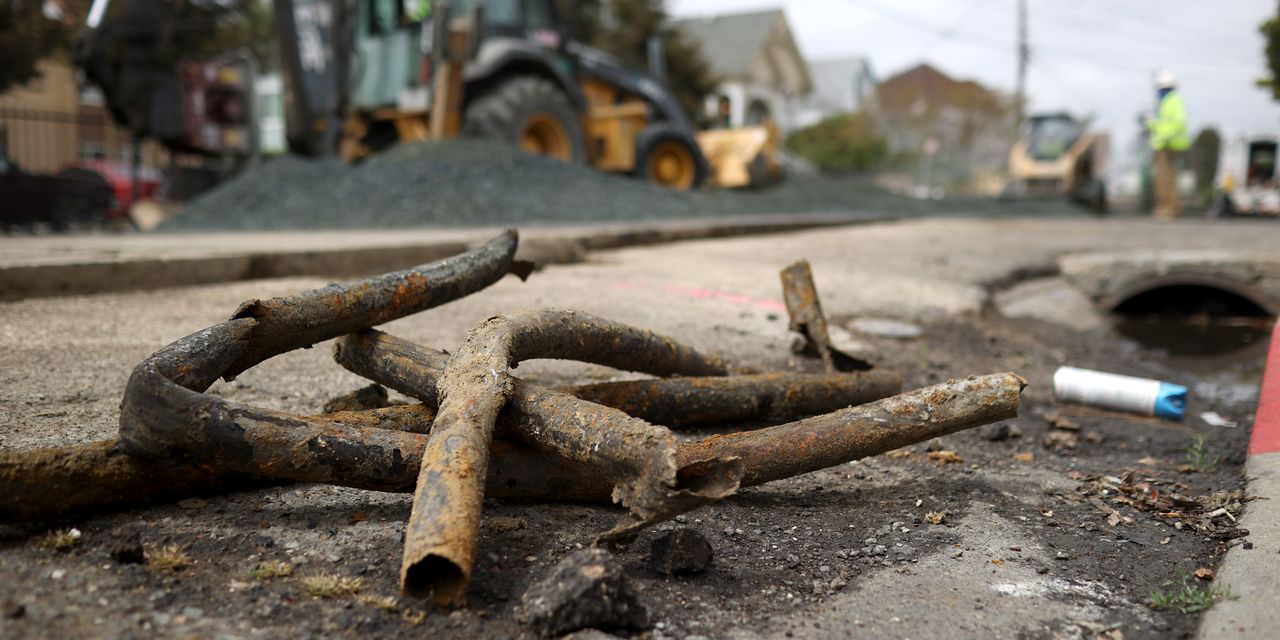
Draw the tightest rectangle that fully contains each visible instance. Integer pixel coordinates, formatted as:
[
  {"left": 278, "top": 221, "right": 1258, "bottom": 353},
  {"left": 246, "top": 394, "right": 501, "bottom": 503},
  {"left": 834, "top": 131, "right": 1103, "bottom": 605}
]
[{"left": 674, "top": 9, "right": 811, "bottom": 93}]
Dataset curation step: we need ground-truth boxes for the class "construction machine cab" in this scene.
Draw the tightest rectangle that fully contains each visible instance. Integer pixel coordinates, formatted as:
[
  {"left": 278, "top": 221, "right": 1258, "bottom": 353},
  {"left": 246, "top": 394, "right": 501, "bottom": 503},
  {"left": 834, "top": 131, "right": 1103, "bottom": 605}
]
[
  {"left": 1006, "top": 111, "right": 1108, "bottom": 213},
  {"left": 1026, "top": 113, "right": 1084, "bottom": 162}
]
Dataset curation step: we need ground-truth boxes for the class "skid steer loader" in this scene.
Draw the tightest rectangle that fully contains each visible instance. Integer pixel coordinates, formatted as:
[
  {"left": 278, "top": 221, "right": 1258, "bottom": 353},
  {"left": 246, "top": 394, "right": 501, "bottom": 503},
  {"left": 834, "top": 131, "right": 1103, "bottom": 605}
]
[{"left": 1004, "top": 112, "right": 1108, "bottom": 213}]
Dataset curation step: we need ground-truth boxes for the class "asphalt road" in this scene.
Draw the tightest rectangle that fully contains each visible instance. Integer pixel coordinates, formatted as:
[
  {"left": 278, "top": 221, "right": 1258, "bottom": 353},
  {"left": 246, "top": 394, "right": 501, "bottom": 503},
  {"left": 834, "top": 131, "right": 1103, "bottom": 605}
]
[{"left": 0, "top": 217, "right": 1275, "bottom": 639}]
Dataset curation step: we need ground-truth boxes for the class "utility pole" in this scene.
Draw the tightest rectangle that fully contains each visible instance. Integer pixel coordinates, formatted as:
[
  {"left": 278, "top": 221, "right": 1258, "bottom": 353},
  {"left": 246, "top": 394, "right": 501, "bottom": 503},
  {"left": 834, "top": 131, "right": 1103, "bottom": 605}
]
[{"left": 1015, "top": 0, "right": 1028, "bottom": 134}]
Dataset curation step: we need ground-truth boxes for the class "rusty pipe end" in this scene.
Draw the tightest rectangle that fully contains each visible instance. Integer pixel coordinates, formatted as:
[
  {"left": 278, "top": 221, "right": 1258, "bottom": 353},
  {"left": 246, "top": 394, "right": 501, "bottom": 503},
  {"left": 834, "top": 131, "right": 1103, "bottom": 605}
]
[{"left": 402, "top": 554, "right": 469, "bottom": 606}]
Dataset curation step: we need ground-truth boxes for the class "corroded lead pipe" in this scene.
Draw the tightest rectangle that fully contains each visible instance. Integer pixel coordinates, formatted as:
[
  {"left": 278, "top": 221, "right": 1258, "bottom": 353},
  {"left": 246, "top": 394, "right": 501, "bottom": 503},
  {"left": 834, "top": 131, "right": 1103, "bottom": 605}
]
[
  {"left": 563, "top": 372, "right": 901, "bottom": 427},
  {"left": 403, "top": 309, "right": 730, "bottom": 605},
  {"left": 679, "top": 372, "right": 1027, "bottom": 486},
  {"left": 1, "top": 374, "right": 1023, "bottom": 526},
  {"left": 223, "top": 230, "right": 526, "bottom": 379},
  {"left": 781, "top": 260, "right": 835, "bottom": 372},
  {"left": 339, "top": 331, "right": 737, "bottom": 523},
  {"left": 335, "top": 329, "right": 902, "bottom": 427},
  {"left": 118, "top": 231, "right": 522, "bottom": 460},
  {"left": 488, "top": 373, "right": 1025, "bottom": 499}
]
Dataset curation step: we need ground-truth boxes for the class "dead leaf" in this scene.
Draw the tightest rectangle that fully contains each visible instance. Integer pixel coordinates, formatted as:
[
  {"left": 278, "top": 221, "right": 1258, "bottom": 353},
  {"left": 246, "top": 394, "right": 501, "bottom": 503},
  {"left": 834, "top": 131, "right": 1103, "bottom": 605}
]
[
  {"left": 1136, "top": 457, "right": 1161, "bottom": 466},
  {"left": 885, "top": 449, "right": 915, "bottom": 459},
  {"left": 1194, "top": 567, "right": 1215, "bottom": 581},
  {"left": 990, "top": 559, "right": 1004, "bottom": 566},
  {"left": 1040, "top": 509, "right": 1054, "bottom": 518},
  {"left": 927, "top": 450, "right": 963, "bottom": 464},
  {"left": 925, "top": 511, "right": 946, "bottom": 525},
  {"left": 177, "top": 498, "right": 206, "bottom": 510},
  {"left": 1160, "top": 537, "right": 1171, "bottom": 545},
  {"left": 1106, "top": 513, "right": 1121, "bottom": 527},
  {"left": 1084, "top": 430, "right": 1105, "bottom": 444},
  {"left": 350, "top": 512, "right": 369, "bottom": 523},
  {"left": 1013, "top": 451, "right": 1035, "bottom": 463}
]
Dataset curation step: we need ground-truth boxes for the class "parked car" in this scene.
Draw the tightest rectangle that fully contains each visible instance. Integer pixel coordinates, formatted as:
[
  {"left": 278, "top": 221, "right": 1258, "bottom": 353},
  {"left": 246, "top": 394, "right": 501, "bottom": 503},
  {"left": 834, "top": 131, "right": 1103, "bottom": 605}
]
[{"left": 0, "top": 159, "right": 115, "bottom": 231}]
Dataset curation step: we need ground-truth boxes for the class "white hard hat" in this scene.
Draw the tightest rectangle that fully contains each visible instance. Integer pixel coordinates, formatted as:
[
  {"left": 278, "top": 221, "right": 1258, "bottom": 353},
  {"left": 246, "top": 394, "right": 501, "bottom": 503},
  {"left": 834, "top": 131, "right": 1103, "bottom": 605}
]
[{"left": 1156, "top": 69, "right": 1177, "bottom": 88}]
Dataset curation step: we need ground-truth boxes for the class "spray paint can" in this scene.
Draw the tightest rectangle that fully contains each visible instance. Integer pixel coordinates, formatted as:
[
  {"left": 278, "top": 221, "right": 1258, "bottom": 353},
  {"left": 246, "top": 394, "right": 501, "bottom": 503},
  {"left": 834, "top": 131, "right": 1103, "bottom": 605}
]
[{"left": 1052, "top": 366, "right": 1187, "bottom": 420}]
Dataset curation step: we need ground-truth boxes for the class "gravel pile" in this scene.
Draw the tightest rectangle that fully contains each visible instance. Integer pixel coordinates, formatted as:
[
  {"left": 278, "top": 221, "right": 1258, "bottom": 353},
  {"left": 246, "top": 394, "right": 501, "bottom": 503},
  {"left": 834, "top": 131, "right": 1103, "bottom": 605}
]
[{"left": 167, "top": 139, "right": 1082, "bottom": 231}]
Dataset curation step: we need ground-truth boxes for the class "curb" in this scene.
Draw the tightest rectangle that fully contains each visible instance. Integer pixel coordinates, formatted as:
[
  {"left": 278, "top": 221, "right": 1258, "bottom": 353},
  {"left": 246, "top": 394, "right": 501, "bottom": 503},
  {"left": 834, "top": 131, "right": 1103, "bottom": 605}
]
[
  {"left": 0, "top": 212, "right": 888, "bottom": 302},
  {"left": 1197, "top": 319, "right": 1280, "bottom": 639}
]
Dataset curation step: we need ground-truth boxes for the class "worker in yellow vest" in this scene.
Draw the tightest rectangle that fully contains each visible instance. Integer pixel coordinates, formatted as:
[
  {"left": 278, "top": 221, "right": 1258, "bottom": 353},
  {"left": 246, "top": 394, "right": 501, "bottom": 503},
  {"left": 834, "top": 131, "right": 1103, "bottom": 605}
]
[{"left": 1146, "top": 70, "right": 1190, "bottom": 219}]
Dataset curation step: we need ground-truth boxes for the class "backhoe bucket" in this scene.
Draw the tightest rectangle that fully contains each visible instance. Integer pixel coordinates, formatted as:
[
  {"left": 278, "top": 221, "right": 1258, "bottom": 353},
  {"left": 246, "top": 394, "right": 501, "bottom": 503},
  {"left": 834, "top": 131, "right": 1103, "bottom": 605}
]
[{"left": 697, "top": 122, "right": 782, "bottom": 189}]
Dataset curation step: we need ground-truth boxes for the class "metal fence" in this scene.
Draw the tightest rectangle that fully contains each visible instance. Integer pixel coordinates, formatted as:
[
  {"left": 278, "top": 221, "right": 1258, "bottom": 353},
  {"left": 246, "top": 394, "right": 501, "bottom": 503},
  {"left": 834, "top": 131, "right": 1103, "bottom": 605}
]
[{"left": 0, "top": 106, "right": 165, "bottom": 174}]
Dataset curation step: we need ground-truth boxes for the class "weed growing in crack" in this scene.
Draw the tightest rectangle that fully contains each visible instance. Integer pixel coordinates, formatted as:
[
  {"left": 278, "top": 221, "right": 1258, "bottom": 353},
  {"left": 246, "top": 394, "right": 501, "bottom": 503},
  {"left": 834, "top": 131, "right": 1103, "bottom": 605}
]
[
  {"left": 1150, "top": 571, "right": 1236, "bottom": 614},
  {"left": 301, "top": 573, "right": 365, "bottom": 598},
  {"left": 33, "top": 528, "right": 82, "bottom": 552},
  {"left": 1183, "top": 435, "right": 1221, "bottom": 473},
  {"left": 144, "top": 544, "right": 192, "bottom": 571},
  {"left": 250, "top": 560, "right": 293, "bottom": 581}
]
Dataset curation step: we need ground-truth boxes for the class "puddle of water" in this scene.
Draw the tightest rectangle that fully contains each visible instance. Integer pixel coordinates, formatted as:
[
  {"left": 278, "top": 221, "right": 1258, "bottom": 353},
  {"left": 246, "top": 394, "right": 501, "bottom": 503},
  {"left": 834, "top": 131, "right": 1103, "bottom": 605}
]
[{"left": 1112, "top": 316, "right": 1271, "bottom": 357}]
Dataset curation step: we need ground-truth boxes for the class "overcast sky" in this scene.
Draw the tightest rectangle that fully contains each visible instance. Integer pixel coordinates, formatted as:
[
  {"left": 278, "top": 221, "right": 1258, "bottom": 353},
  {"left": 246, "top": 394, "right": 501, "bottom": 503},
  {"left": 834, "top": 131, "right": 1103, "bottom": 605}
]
[{"left": 670, "top": 0, "right": 1280, "bottom": 169}]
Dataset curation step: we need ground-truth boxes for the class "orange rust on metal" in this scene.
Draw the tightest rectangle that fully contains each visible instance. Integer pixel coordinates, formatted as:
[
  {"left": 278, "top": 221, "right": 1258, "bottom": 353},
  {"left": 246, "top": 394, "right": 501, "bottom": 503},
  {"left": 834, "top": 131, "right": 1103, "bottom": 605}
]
[
  {"left": 401, "top": 309, "right": 730, "bottom": 605},
  {"left": 678, "top": 373, "right": 1026, "bottom": 486},
  {"left": 118, "top": 232, "right": 523, "bottom": 460},
  {"left": 335, "top": 328, "right": 741, "bottom": 533},
  {"left": 0, "top": 438, "right": 253, "bottom": 523},
  {"left": 2, "top": 374, "right": 1022, "bottom": 525},
  {"left": 780, "top": 259, "right": 835, "bottom": 372},
  {"left": 220, "top": 230, "right": 521, "bottom": 380},
  {"left": 564, "top": 370, "right": 903, "bottom": 427},
  {"left": 318, "top": 404, "right": 437, "bottom": 432},
  {"left": 336, "top": 329, "right": 900, "bottom": 428}
]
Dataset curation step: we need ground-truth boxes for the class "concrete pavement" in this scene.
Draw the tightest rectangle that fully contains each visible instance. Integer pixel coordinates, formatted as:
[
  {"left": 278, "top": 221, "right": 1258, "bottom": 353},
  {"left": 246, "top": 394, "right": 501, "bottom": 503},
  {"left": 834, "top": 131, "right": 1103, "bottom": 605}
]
[
  {"left": 0, "top": 213, "right": 886, "bottom": 301},
  {"left": 2, "top": 215, "right": 1279, "bottom": 639}
]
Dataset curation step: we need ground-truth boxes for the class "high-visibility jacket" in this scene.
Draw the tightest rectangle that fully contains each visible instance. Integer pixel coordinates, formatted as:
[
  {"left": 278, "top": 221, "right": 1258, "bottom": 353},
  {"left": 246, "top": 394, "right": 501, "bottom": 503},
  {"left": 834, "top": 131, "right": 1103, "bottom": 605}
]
[{"left": 1149, "top": 90, "right": 1190, "bottom": 151}]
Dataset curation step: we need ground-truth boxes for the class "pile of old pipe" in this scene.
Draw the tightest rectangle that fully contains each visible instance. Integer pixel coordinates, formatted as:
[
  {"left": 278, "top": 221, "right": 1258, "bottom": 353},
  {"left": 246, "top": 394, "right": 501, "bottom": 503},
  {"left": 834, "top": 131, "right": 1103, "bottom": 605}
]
[{"left": 0, "top": 229, "right": 1026, "bottom": 609}]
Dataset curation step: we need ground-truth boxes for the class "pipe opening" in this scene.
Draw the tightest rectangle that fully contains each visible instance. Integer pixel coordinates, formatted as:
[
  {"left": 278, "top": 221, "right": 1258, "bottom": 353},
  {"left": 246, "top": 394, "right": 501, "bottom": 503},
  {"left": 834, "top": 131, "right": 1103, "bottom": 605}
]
[
  {"left": 1111, "top": 284, "right": 1274, "bottom": 355},
  {"left": 403, "top": 555, "right": 467, "bottom": 605}
]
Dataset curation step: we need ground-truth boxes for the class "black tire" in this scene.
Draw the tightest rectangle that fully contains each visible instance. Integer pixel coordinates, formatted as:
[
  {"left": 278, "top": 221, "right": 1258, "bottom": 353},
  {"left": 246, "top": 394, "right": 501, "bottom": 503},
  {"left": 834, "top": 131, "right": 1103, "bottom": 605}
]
[
  {"left": 463, "top": 75, "right": 587, "bottom": 164},
  {"left": 1087, "top": 181, "right": 1108, "bottom": 215},
  {"left": 635, "top": 123, "right": 707, "bottom": 191}
]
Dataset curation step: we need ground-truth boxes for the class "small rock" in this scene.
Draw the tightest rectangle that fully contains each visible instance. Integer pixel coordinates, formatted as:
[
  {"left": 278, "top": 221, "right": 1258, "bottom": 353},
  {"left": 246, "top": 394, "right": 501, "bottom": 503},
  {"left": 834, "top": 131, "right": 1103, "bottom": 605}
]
[
  {"left": 1043, "top": 411, "right": 1080, "bottom": 431},
  {"left": 982, "top": 423, "right": 1011, "bottom": 442},
  {"left": 487, "top": 516, "right": 528, "bottom": 533},
  {"left": 3, "top": 599, "right": 24, "bottom": 619},
  {"left": 1055, "top": 551, "right": 1070, "bottom": 561},
  {"left": 650, "top": 528, "right": 713, "bottom": 576},
  {"left": 518, "top": 548, "right": 649, "bottom": 637},
  {"left": 1042, "top": 431, "right": 1078, "bottom": 450}
]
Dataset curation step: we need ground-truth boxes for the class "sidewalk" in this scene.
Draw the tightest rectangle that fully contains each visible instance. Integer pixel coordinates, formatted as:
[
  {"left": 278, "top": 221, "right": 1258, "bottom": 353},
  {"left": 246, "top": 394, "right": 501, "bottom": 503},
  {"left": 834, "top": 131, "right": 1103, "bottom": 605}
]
[
  {"left": 0, "top": 213, "right": 883, "bottom": 301},
  {"left": 1198, "top": 322, "right": 1280, "bottom": 639}
]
